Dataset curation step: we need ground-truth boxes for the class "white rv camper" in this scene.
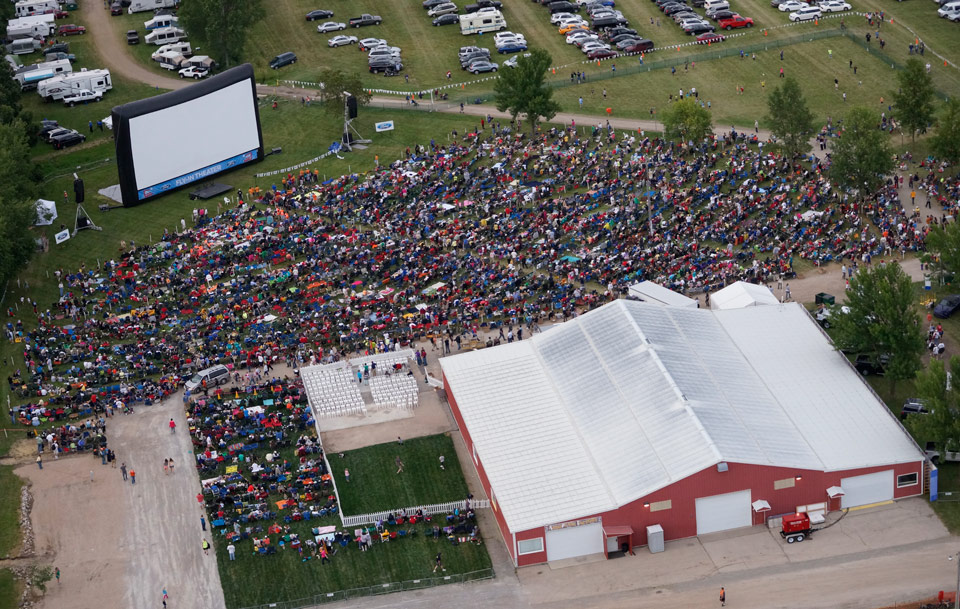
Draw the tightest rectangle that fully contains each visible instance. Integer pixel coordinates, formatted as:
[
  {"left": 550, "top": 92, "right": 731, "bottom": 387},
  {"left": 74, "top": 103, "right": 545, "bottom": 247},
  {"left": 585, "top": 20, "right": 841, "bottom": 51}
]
[
  {"left": 127, "top": 0, "right": 177, "bottom": 14},
  {"left": 144, "top": 27, "right": 185, "bottom": 45},
  {"left": 459, "top": 10, "right": 506, "bottom": 35},
  {"left": 37, "top": 68, "right": 112, "bottom": 102}
]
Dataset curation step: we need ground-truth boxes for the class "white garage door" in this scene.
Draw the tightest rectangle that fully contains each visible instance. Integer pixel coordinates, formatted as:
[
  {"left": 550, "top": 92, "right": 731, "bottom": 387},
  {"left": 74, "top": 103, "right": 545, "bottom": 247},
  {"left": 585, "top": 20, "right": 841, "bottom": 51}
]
[
  {"left": 545, "top": 522, "right": 604, "bottom": 562},
  {"left": 840, "top": 470, "right": 893, "bottom": 508},
  {"left": 695, "top": 490, "right": 752, "bottom": 535}
]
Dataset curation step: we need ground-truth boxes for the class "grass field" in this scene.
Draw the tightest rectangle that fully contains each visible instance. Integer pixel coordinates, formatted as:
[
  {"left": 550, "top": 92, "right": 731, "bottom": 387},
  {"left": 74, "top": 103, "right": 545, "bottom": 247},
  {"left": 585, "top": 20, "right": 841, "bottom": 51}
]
[
  {"left": 0, "top": 467, "right": 22, "bottom": 557},
  {"left": 0, "top": 569, "right": 17, "bottom": 609},
  {"left": 331, "top": 434, "right": 470, "bottom": 515}
]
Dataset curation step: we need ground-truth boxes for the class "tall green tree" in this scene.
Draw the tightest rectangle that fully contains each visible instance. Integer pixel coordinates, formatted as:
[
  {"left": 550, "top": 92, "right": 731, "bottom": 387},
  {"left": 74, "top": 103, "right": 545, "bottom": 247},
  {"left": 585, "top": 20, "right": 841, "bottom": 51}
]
[
  {"left": 661, "top": 98, "right": 713, "bottom": 143},
  {"left": 178, "top": 0, "right": 265, "bottom": 69},
  {"left": 891, "top": 58, "right": 936, "bottom": 142},
  {"left": 0, "top": 119, "right": 38, "bottom": 205},
  {"left": 765, "top": 76, "right": 814, "bottom": 159},
  {"left": 905, "top": 357, "right": 960, "bottom": 463},
  {"left": 925, "top": 221, "right": 960, "bottom": 283},
  {"left": 494, "top": 48, "right": 560, "bottom": 134},
  {"left": 829, "top": 107, "right": 893, "bottom": 200},
  {"left": 0, "top": 196, "right": 38, "bottom": 289},
  {"left": 931, "top": 97, "right": 960, "bottom": 164},
  {"left": 316, "top": 69, "right": 372, "bottom": 115},
  {"left": 831, "top": 261, "right": 925, "bottom": 394}
]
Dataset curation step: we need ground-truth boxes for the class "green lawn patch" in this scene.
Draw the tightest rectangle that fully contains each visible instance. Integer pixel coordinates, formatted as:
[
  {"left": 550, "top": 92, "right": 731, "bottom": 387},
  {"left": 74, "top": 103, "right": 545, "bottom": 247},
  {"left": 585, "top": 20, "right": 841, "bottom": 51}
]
[
  {"left": 331, "top": 434, "right": 469, "bottom": 515},
  {"left": 0, "top": 569, "right": 18, "bottom": 609},
  {"left": 0, "top": 467, "right": 23, "bottom": 557}
]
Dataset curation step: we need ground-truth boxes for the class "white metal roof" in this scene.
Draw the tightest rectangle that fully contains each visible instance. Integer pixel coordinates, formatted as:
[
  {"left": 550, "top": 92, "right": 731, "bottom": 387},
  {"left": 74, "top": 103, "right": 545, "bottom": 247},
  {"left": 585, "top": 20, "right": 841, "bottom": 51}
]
[
  {"left": 627, "top": 280, "right": 698, "bottom": 308},
  {"left": 440, "top": 300, "right": 922, "bottom": 533},
  {"left": 710, "top": 281, "right": 781, "bottom": 309}
]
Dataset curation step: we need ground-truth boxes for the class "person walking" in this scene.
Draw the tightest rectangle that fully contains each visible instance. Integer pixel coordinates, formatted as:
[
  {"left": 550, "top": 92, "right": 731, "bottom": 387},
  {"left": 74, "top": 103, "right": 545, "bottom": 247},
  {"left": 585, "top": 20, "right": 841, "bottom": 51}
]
[
  {"left": 433, "top": 552, "right": 445, "bottom": 572},
  {"left": 201, "top": 515, "right": 207, "bottom": 531},
  {"left": 720, "top": 586, "right": 726, "bottom": 607},
  {"left": 130, "top": 469, "right": 136, "bottom": 485},
  {"left": 320, "top": 544, "right": 330, "bottom": 564},
  {"left": 36, "top": 455, "right": 42, "bottom": 469},
  {"left": 395, "top": 456, "right": 404, "bottom": 474},
  {"left": 168, "top": 418, "right": 176, "bottom": 433},
  {"left": 227, "top": 543, "right": 236, "bottom": 560},
  {"left": 202, "top": 539, "right": 211, "bottom": 555},
  {"left": 120, "top": 463, "right": 127, "bottom": 481},
  {"left": 164, "top": 458, "right": 169, "bottom": 475},
  {"left": 55, "top": 567, "right": 60, "bottom": 584}
]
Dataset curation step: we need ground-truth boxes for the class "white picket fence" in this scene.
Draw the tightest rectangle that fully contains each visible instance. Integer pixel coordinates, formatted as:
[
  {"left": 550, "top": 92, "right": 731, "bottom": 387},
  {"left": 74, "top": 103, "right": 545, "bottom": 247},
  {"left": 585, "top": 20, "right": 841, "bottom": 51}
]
[{"left": 341, "top": 499, "right": 491, "bottom": 527}]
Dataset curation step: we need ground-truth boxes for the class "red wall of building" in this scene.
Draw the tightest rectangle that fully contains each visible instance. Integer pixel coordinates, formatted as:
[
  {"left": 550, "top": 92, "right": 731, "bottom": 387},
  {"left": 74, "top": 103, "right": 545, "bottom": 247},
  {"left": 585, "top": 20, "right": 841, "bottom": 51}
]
[
  {"left": 514, "top": 459, "right": 924, "bottom": 567},
  {"left": 443, "top": 373, "right": 518, "bottom": 566}
]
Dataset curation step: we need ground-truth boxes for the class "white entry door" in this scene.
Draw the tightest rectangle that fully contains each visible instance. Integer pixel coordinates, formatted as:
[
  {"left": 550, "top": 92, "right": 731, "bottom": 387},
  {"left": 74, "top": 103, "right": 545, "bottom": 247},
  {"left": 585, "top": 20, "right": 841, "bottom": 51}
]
[
  {"left": 695, "top": 490, "right": 752, "bottom": 535},
  {"left": 840, "top": 470, "right": 893, "bottom": 508},
  {"left": 545, "top": 521, "right": 604, "bottom": 562}
]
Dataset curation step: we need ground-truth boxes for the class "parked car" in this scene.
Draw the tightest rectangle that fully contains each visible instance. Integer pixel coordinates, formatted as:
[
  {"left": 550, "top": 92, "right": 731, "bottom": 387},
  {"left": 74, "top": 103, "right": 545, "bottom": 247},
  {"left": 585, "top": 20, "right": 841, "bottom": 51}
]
[
  {"left": 459, "top": 46, "right": 490, "bottom": 61},
  {"left": 461, "top": 51, "right": 491, "bottom": 67},
  {"left": 368, "top": 57, "right": 402, "bottom": 73},
  {"left": 349, "top": 14, "right": 382, "bottom": 27},
  {"left": 621, "top": 38, "right": 655, "bottom": 52},
  {"left": 37, "top": 120, "right": 59, "bottom": 140},
  {"left": 567, "top": 30, "right": 598, "bottom": 43},
  {"left": 178, "top": 66, "right": 208, "bottom": 79},
  {"left": 44, "top": 43, "right": 70, "bottom": 56},
  {"left": 317, "top": 21, "right": 346, "bottom": 32},
  {"left": 503, "top": 52, "right": 531, "bottom": 67},
  {"left": 110, "top": 2, "right": 123, "bottom": 15},
  {"left": 819, "top": 0, "right": 852, "bottom": 11},
  {"left": 465, "top": 0, "right": 502, "bottom": 11},
  {"left": 938, "top": 5, "right": 960, "bottom": 18},
  {"left": 126, "top": 30, "right": 140, "bottom": 44},
  {"left": 45, "top": 127, "right": 73, "bottom": 144},
  {"left": 429, "top": 2, "right": 459, "bottom": 16},
  {"left": 900, "top": 398, "right": 929, "bottom": 420},
  {"left": 51, "top": 129, "right": 85, "bottom": 150},
  {"left": 719, "top": 15, "right": 753, "bottom": 29},
  {"left": 789, "top": 6, "right": 822, "bottom": 20},
  {"left": 269, "top": 52, "right": 297, "bottom": 69},
  {"left": 707, "top": 9, "right": 738, "bottom": 20},
  {"left": 305, "top": 9, "right": 334, "bottom": 20},
  {"left": 359, "top": 38, "right": 387, "bottom": 50},
  {"left": 695, "top": 32, "right": 725, "bottom": 43},
  {"left": 368, "top": 46, "right": 402, "bottom": 59},
  {"left": 494, "top": 31, "right": 526, "bottom": 45},
  {"left": 683, "top": 20, "right": 715, "bottom": 33},
  {"left": 423, "top": 0, "right": 448, "bottom": 7},
  {"left": 63, "top": 89, "right": 103, "bottom": 106},
  {"left": 433, "top": 13, "right": 460, "bottom": 24},
  {"left": 854, "top": 353, "right": 889, "bottom": 376},
  {"left": 497, "top": 40, "right": 528, "bottom": 53},
  {"left": 466, "top": 60, "right": 498, "bottom": 73},
  {"left": 934, "top": 295, "right": 960, "bottom": 318},
  {"left": 548, "top": 1, "right": 581, "bottom": 13},
  {"left": 328, "top": 35, "right": 358, "bottom": 47},
  {"left": 58, "top": 24, "right": 86, "bottom": 35},
  {"left": 587, "top": 48, "right": 617, "bottom": 59}
]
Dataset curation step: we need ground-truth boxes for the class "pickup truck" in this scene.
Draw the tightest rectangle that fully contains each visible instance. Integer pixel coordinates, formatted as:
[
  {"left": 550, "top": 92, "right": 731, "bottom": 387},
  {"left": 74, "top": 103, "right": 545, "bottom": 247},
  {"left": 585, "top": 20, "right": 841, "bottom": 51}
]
[
  {"left": 717, "top": 15, "right": 754, "bottom": 29},
  {"left": 349, "top": 14, "right": 382, "bottom": 27},
  {"left": 63, "top": 89, "right": 103, "bottom": 107},
  {"left": 465, "top": 0, "right": 503, "bottom": 12}
]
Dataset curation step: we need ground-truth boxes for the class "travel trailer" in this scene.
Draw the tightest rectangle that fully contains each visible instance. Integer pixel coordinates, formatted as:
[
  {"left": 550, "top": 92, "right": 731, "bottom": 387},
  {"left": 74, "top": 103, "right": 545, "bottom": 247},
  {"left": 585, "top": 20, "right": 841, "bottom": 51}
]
[
  {"left": 127, "top": 0, "right": 177, "bottom": 14},
  {"left": 37, "top": 68, "right": 112, "bottom": 102},
  {"left": 459, "top": 10, "right": 507, "bottom": 35},
  {"left": 144, "top": 27, "right": 185, "bottom": 45}
]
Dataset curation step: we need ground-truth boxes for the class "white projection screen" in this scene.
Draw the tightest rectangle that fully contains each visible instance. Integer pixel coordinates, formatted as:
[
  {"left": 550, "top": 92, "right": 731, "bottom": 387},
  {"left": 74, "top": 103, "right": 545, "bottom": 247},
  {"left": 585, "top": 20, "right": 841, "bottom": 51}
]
[{"left": 112, "top": 64, "right": 264, "bottom": 206}]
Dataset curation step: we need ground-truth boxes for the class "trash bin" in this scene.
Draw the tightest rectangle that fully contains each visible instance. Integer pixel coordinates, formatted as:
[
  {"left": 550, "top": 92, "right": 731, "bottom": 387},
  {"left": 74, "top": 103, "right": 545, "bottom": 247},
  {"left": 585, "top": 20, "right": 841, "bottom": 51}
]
[{"left": 815, "top": 292, "right": 835, "bottom": 305}]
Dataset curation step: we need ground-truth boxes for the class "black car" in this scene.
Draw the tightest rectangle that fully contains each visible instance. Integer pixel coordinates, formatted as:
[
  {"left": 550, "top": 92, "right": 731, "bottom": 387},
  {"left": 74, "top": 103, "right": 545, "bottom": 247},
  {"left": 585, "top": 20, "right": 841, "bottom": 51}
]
[
  {"left": 604, "top": 26, "right": 637, "bottom": 38},
  {"left": 683, "top": 21, "right": 715, "bottom": 33},
  {"left": 465, "top": 0, "right": 502, "bottom": 11},
  {"left": 901, "top": 398, "right": 929, "bottom": 420},
  {"left": 460, "top": 51, "right": 490, "bottom": 67},
  {"left": 126, "top": 30, "right": 140, "bottom": 44},
  {"left": 369, "top": 57, "right": 403, "bottom": 73},
  {"left": 110, "top": 2, "right": 122, "bottom": 15},
  {"left": 423, "top": 0, "right": 448, "bottom": 7},
  {"left": 269, "top": 52, "right": 297, "bottom": 69},
  {"left": 854, "top": 353, "right": 889, "bottom": 376},
  {"left": 44, "top": 43, "right": 70, "bottom": 56},
  {"left": 51, "top": 130, "right": 85, "bottom": 150},
  {"left": 622, "top": 38, "right": 655, "bottom": 52},
  {"left": 433, "top": 13, "right": 460, "bottom": 25},
  {"left": 548, "top": 1, "right": 580, "bottom": 12},
  {"left": 664, "top": 4, "right": 690, "bottom": 15},
  {"left": 305, "top": 9, "right": 334, "bottom": 20},
  {"left": 37, "top": 120, "right": 59, "bottom": 140},
  {"left": 708, "top": 9, "right": 737, "bottom": 20},
  {"left": 608, "top": 32, "right": 640, "bottom": 43},
  {"left": 934, "top": 295, "right": 960, "bottom": 319},
  {"left": 592, "top": 15, "right": 627, "bottom": 28}
]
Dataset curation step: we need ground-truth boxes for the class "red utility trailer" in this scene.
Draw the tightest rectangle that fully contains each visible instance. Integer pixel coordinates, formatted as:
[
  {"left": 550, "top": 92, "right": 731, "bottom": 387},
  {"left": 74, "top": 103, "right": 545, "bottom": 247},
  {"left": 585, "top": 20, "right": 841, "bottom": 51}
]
[{"left": 780, "top": 512, "right": 814, "bottom": 543}]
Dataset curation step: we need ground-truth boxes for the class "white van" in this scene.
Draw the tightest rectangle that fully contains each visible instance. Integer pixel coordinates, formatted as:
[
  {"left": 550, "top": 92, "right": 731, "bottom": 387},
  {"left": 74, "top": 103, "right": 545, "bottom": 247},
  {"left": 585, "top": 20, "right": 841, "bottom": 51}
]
[
  {"left": 144, "top": 27, "right": 185, "bottom": 45},
  {"left": 459, "top": 9, "right": 507, "bottom": 35},
  {"left": 704, "top": 0, "right": 730, "bottom": 11},
  {"left": 184, "top": 365, "right": 230, "bottom": 392}
]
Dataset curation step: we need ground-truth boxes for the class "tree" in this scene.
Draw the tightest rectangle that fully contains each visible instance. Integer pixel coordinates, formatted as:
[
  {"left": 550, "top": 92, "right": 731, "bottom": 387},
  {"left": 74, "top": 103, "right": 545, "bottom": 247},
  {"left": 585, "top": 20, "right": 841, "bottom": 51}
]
[
  {"left": 0, "top": 119, "right": 38, "bottom": 205},
  {"left": 178, "top": 0, "right": 264, "bottom": 69},
  {"left": 905, "top": 357, "right": 960, "bottom": 464},
  {"left": 765, "top": 76, "right": 814, "bottom": 159},
  {"left": 316, "top": 69, "right": 372, "bottom": 115},
  {"left": 925, "top": 221, "right": 960, "bottom": 283},
  {"left": 660, "top": 98, "right": 713, "bottom": 143},
  {"left": 0, "top": 196, "right": 38, "bottom": 288},
  {"left": 931, "top": 97, "right": 960, "bottom": 164},
  {"left": 494, "top": 48, "right": 560, "bottom": 134},
  {"left": 891, "top": 58, "right": 936, "bottom": 142},
  {"left": 829, "top": 107, "right": 893, "bottom": 199},
  {"left": 831, "top": 261, "right": 925, "bottom": 394}
]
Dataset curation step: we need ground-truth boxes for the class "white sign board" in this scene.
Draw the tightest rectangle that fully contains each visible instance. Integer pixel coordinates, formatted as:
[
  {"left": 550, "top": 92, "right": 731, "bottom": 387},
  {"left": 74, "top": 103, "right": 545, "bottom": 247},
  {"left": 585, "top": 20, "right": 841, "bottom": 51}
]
[
  {"left": 54, "top": 229, "right": 70, "bottom": 244},
  {"left": 375, "top": 120, "right": 395, "bottom": 132}
]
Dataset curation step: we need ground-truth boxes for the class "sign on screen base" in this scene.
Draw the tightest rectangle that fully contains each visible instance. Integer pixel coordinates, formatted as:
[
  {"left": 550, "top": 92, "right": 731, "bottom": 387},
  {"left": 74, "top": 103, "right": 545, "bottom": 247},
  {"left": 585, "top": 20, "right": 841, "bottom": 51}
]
[
  {"left": 54, "top": 229, "right": 70, "bottom": 244},
  {"left": 375, "top": 120, "right": 394, "bottom": 132}
]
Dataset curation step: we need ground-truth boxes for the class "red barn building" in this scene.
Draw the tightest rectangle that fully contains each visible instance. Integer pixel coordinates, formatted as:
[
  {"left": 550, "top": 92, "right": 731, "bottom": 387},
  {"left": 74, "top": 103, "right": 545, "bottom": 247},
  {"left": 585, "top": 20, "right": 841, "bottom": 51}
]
[{"left": 440, "top": 298, "right": 925, "bottom": 567}]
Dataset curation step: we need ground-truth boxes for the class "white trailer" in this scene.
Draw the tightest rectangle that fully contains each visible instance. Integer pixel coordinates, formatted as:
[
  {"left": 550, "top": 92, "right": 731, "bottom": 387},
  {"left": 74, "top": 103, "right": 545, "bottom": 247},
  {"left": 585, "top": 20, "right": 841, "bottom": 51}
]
[
  {"left": 38, "top": 68, "right": 112, "bottom": 102},
  {"left": 6, "top": 14, "right": 56, "bottom": 38},
  {"left": 153, "top": 50, "right": 186, "bottom": 70},
  {"left": 144, "top": 26, "right": 185, "bottom": 45},
  {"left": 459, "top": 10, "right": 507, "bottom": 35},
  {"left": 5, "top": 38, "right": 43, "bottom": 55},
  {"left": 151, "top": 41, "right": 192, "bottom": 59},
  {"left": 14, "top": 0, "right": 60, "bottom": 18},
  {"left": 14, "top": 58, "right": 72, "bottom": 89},
  {"left": 127, "top": 0, "right": 177, "bottom": 14},
  {"left": 144, "top": 14, "right": 178, "bottom": 30}
]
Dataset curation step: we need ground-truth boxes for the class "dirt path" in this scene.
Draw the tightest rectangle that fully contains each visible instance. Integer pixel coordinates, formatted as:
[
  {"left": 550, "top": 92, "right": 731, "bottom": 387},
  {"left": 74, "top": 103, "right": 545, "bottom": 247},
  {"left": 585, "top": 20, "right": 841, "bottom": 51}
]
[{"left": 14, "top": 394, "right": 225, "bottom": 609}]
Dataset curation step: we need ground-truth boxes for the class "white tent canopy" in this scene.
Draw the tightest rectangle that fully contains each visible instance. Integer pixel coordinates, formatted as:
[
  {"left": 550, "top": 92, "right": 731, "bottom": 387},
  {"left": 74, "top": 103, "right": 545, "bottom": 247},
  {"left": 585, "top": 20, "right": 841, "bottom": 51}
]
[
  {"left": 710, "top": 281, "right": 780, "bottom": 310},
  {"left": 34, "top": 199, "right": 57, "bottom": 226},
  {"left": 627, "top": 281, "right": 697, "bottom": 308}
]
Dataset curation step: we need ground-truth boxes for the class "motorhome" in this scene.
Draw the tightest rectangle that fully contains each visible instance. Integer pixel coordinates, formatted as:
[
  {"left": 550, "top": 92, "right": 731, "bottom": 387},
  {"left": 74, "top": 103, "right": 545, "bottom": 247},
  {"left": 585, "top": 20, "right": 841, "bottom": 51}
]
[
  {"left": 144, "top": 14, "right": 178, "bottom": 30},
  {"left": 459, "top": 9, "right": 507, "bottom": 35},
  {"left": 144, "top": 27, "right": 185, "bottom": 45},
  {"left": 14, "top": 0, "right": 60, "bottom": 18},
  {"left": 37, "top": 68, "right": 112, "bottom": 102},
  {"left": 14, "top": 58, "right": 71, "bottom": 89},
  {"left": 6, "top": 14, "right": 56, "bottom": 39},
  {"left": 127, "top": 0, "right": 177, "bottom": 14},
  {"left": 5, "top": 38, "right": 43, "bottom": 55},
  {"left": 151, "top": 41, "right": 192, "bottom": 59}
]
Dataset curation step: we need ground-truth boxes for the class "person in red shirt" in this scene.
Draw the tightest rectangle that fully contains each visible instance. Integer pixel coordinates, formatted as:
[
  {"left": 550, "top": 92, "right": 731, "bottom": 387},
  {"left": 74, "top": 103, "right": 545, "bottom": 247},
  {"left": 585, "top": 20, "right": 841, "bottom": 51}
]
[{"left": 169, "top": 418, "right": 176, "bottom": 434}]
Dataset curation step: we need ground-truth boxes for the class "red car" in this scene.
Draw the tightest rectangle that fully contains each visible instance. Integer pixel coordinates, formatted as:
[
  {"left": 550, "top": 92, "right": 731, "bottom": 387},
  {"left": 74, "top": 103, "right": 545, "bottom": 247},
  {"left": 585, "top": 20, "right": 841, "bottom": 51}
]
[
  {"left": 718, "top": 15, "right": 753, "bottom": 29},
  {"left": 587, "top": 48, "right": 617, "bottom": 60},
  {"left": 58, "top": 24, "right": 86, "bottom": 35},
  {"left": 54, "top": 10, "right": 69, "bottom": 18},
  {"left": 695, "top": 32, "right": 726, "bottom": 44}
]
